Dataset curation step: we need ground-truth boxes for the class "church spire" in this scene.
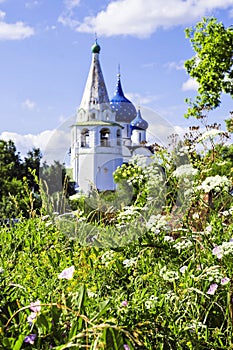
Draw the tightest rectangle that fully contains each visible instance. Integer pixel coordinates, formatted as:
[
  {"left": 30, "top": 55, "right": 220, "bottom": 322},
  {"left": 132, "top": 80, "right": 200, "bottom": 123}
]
[{"left": 78, "top": 40, "right": 109, "bottom": 113}]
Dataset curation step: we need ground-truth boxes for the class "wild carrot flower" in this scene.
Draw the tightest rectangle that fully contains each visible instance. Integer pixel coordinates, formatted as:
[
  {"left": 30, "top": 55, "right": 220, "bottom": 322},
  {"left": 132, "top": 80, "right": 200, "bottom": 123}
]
[
  {"left": 24, "top": 334, "right": 36, "bottom": 345},
  {"left": 207, "top": 283, "right": 218, "bottom": 295},
  {"left": 58, "top": 265, "right": 75, "bottom": 280},
  {"left": 123, "top": 257, "right": 137, "bottom": 268}
]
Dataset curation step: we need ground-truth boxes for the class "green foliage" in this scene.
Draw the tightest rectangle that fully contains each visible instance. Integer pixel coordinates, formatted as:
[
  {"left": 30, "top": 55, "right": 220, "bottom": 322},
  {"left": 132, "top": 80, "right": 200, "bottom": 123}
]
[{"left": 184, "top": 17, "right": 233, "bottom": 118}]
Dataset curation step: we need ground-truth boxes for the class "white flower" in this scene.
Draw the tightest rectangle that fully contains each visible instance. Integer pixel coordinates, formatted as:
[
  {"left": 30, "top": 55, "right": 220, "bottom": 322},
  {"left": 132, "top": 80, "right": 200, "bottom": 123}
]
[
  {"left": 205, "top": 225, "right": 212, "bottom": 234},
  {"left": 164, "top": 236, "right": 174, "bottom": 242},
  {"left": 173, "top": 239, "right": 193, "bottom": 252},
  {"left": 146, "top": 214, "right": 170, "bottom": 233},
  {"left": 160, "top": 266, "right": 179, "bottom": 281},
  {"left": 197, "top": 129, "right": 224, "bottom": 142},
  {"left": 101, "top": 251, "right": 115, "bottom": 266},
  {"left": 197, "top": 175, "right": 231, "bottom": 193},
  {"left": 192, "top": 212, "right": 199, "bottom": 219},
  {"left": 123, "top": 257, "right": 137, "bottom": 268},
  {"left": 173, "top": 164, "right": 198, "bottom": 178}
]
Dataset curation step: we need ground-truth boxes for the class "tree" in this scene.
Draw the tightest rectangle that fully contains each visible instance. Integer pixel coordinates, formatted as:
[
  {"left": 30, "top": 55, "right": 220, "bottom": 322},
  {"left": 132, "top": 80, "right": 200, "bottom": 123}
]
[
  {"left": 184, "top": 17, "right": 233, "bottom": 118},
  {"left": 23, "top": 148, "right": 42, "bottom": 191}
]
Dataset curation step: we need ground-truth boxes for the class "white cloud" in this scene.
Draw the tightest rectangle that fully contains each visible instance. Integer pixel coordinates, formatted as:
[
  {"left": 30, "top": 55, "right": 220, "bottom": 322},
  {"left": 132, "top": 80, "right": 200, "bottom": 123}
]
[
  {"left": 164, "top": 60, "right": 185, "bottom": 71},
  {"left": 0, "top": 130, "right": 54, "bottom": 157},
  {"left": 64, "top": 0, "right": 80, "bottom": 10},
  {"left": 0, "top": 129, "right": 71, "bottom": 164},
  {"left": 126, "top": 92, "right": 162, "bottom": 105},
  {"left": 21, "top": 98, "right": 36, "bottom": 110},
  {"left": 0, "top": 10, "right": 5, "bottom": 20},
  {"left": 0, "top": 12, "right": 34, "bottom": 40},
  {"left": 25, "top": 1, "right": 40, "bottom": 9},
  {"left": 59, "top": 0, "right": 233, "bottom": 37},
  {"left": 182, "top": 77, "right": 199, "bottom": 91},
  {"left": 58, "top": 0, "right": 80, "bottom": 28}
]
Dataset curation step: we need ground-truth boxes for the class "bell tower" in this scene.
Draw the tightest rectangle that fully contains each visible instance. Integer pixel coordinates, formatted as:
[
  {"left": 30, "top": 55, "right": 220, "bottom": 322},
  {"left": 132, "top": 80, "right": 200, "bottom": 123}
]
[{"left": 71, "top": 40, "right": 123, "bottom": 193}]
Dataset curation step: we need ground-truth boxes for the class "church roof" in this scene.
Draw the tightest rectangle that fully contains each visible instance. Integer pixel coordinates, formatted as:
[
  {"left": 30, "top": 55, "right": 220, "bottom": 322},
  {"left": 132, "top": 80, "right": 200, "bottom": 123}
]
[
  {"left": 110, "top": 73, "right": 136, "bottom": 123},
  {"left": 79, "top": 40, "right": 110, "bottom": 112},
  {"left": 130, "top": 108, "right": 148, "bottom": 130},
  {"left": 73, "top": 120, "right": 123, "bottom": 128}
]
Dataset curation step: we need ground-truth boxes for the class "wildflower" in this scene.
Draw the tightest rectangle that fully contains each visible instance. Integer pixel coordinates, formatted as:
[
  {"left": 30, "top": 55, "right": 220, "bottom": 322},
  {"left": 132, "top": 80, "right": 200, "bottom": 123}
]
[
  {"left": 121, "top": 300, "right": 128, "bottom": 307},
  {"left": 160, "top": 266, "right": 179, "bottom": 281},
  {"left": 212, "top": 246, "right": 223, "bottom": 259},
  {"left": 213, "top": 241, "right": 233, "bottom": 258},
  {"left": 27, "top": 312, "right": 37, "bottom": 326},
  {"left": 24, "top": 334, "right": 37, "bottom": 345},
  {"left": 145, "top": 295, "right": 158, "bottom": 309},
  {"left": 173, "top": 239, "right": 192, "bottom": 252},
  {"left": 197, "top": 175, "right": 231, "bottom": 193},
  {"left": 58, "top": 265, "right": 75, "bottom": 280},
  {"left": 123, "top": 257, "right": 137, "bottom": 268},
  {"left": 180, "top": 265, "right": 188, "bottom": 274},
  {"left": 101, "top": 251, "right": 115, "bottom": 266},
  {"left": 221, "top": 277, "right": 230, "bottom": 285},
  {"left": 207, "top": 283, "right": 218, "bottom": 295},
  {"left": 123, "top": 345, "right": 130, "bottom": 350},
  {"left": 205, "top": 225, "right": 212, "bottom": 234},
  {"left": 192, "top": 212, "right": 199, "bottom": 219},
  {"left": 173, "top": 164, "right": 198, "bottom": 178},
  {"left": 30, "top": 300, "right": 41, "bottom": 313},
  {"left": 164, "top": 235, "right": 174, "bottom": 242},
  {"left": 146, "top": 214, "right": 170, "bottom": 233},
  {"left": 197, "top": 129, "right": 224, "bottom": 142}
]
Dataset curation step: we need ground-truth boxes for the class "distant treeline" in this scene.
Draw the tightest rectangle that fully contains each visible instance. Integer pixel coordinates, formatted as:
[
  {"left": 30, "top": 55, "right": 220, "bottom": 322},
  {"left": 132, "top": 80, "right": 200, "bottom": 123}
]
[{"left": 0, "top": 139, "right": 74, "bottom": 219}]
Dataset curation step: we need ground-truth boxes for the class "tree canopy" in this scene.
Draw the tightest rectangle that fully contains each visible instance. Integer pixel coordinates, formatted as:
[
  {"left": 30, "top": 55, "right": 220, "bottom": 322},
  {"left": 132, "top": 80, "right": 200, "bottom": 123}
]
[{"left": 184, "top": 17, "right": 233, "bottom": 118}]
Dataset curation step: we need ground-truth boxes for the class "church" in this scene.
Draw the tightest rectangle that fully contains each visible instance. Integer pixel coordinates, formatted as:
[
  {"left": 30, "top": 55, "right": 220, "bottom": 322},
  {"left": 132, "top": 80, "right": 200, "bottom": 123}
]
[{"left": 70, "top": 40, "right": 152, "bottom": 193}]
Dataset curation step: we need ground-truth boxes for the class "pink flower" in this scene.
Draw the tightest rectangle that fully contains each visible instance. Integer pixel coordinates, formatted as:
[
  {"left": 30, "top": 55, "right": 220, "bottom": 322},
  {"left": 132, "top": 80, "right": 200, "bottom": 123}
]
[
  {"left": 30, "top": 300, "right": 41, "bottom": 313},
  {"left": 121, "top": 300, "right": 128, "bottom": 307},
  {"left": 212, "top": 246, "right": 223, "bottom": 259},
  {"left": 58, "top": 265, "right": 75, "bottom": 280},
  {"left": 27, "top": 312, "right": 37, "bottom": 325},
  {"left": 221, "top": 277, "right": 230, "bottom": 285},
  {"left": 123, "top": 345, "right": 130, "bottom": 350},
  {"left": 207, "top": 283, "right": 218, "bottom": 295}
]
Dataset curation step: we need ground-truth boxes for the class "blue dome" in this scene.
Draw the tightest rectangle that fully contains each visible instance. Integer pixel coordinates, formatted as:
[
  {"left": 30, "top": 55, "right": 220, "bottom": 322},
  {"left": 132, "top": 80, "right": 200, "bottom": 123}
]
[
  {"left": 130, "top": 108, "right": 148, "bottom": 130},
  {"left": 110, "top": 74, "right": 136, "bottom": 123}
]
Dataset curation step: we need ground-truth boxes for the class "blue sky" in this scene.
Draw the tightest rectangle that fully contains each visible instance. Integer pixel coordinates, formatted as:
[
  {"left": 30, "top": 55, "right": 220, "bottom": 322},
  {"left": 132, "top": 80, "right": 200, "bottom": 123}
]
[{"left": 0, "top": 0, "right": 232, "bottom": 157}]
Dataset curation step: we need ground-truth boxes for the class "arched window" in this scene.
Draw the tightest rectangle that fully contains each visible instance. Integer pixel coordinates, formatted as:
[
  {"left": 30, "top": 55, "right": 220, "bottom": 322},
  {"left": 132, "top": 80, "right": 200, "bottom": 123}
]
[
  {"left": 100, "top": 128, "right": 110, "bottom": 147},
  {"left": 117, "top": 129, "right": 121, "bottom": 146},
  {"left": 81, "top": 129, "right": 89, "bottom": 147}
]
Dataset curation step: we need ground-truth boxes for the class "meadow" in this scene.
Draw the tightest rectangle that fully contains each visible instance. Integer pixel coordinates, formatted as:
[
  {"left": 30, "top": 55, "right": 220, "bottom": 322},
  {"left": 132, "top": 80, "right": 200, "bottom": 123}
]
[{"left": 1, "top": 119, "right": 233, "bottom": 349}]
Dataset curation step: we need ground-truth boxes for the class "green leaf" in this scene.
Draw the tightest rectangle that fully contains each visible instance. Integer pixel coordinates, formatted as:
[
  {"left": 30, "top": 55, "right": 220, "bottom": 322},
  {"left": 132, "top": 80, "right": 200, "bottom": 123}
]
[
  {"left": 103, "top": 327, "right": 125, "bottom": 350},
  {"left": 12, "top": 334, "right": 24, "bottom": 350},
  {"left": 91, "top": 299, "right": 110, "bottom": 322},
  {"left": 77, "top": 284, "right": 87, "bottom": 312}
]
